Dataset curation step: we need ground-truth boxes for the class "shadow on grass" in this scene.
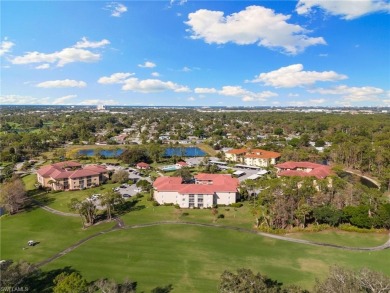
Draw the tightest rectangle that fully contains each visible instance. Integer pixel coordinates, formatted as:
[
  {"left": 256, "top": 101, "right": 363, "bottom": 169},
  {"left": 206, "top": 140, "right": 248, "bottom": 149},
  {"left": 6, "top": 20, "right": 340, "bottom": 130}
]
[
  {"left": 23, "top": 193, "right": 56, "bottom": 213},
  {"left": 24, "top": 266, "right": 77, "bottom": 293}
]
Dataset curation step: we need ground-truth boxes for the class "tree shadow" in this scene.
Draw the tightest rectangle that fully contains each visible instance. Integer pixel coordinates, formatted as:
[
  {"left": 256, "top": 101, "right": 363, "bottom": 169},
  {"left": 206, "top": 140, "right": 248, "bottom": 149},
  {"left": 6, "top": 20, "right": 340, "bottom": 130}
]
[{"left": 23, "top": 266, "right": 78, "bottom": 293}]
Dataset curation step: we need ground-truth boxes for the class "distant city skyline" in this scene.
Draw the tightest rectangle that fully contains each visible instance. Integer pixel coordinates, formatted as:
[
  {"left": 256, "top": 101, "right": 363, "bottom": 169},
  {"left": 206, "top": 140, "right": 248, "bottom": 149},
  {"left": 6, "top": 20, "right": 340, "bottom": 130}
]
[{"left": 1, "top": 1, "right": 389, "bottom": 107}]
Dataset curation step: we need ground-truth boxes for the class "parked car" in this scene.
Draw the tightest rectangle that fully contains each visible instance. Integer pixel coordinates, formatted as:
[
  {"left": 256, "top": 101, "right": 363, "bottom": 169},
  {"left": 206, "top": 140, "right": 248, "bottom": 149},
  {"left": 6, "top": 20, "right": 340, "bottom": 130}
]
[{"left": 122, "top": 194, "right": 131, "bottom": 198}]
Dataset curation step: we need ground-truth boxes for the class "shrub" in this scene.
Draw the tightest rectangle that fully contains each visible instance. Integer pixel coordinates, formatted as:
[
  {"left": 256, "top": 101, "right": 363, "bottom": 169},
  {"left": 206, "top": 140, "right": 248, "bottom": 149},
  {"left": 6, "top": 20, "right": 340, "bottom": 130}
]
[
  {"left": 174, "top": 204, "right": 180, "bottom": 209},
  {"left": 217, "top": 214, "right": 225, "bottom": 219},
  {"left": 230, "top": 203, "right": 243, "bottom": 208},
  {"left": 152, "top": 201, "right": 159, "bottom": 206}
]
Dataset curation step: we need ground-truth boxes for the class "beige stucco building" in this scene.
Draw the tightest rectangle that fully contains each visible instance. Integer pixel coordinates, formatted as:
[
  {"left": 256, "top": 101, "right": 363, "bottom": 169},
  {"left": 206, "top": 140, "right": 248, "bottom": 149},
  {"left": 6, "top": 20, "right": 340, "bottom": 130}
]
[
  {"left": 37, "top": 161, "right": 108, "bottom": 191},
  {"left": 153, "top": 174, "right": 239, "bottom": 208}
]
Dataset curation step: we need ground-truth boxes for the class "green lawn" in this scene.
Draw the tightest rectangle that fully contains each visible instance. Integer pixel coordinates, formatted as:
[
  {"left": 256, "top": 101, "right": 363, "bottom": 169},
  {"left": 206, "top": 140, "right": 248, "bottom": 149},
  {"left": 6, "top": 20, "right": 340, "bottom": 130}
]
[
  {"left": 2, "top": 182, "right": 389, "bottom": 292},
  {"left": 22, "top": 174, "right": 38, "bottom": 191},
  {"left": 286, "top": 230, "right": 389, "bottom": 248},
  {"left": 0, "top": 208, "right": 114, "bottom": 264},
  {"left": 36, "top": 183, "right": 120, "bottom": 213},
  {"left": 42, "top": 224, "right": 390, "bottom": 292}
]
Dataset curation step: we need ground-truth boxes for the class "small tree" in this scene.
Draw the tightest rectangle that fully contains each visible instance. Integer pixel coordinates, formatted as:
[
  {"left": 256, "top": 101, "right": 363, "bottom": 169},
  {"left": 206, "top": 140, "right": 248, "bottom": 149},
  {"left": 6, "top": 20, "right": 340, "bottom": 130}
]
[
  {"left": 101, "top": 190, "right": 124, "bottom": 221},
  {"left": 0, "top": 177, "right": 27, "bottom": 214},
  {"left": 53, "top": 272, "right": 88, "bottom": 293},
  {"left": 112, "top": 170, "right": 129, "bottom": 184}
]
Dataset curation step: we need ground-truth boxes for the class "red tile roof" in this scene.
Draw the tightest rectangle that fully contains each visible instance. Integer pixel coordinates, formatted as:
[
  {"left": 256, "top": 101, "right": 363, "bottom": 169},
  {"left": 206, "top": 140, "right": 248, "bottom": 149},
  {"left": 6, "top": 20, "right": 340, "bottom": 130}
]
[
  {"left": 154, "top": 174, "right": 238, "bottom": 194},
  {"left": 226, "top": 148, "right": 281, "bottom": 159},
  {"left": 37, "top": 162, "right": 107, "bottom": 180},
  {"left": 276, "top": 161, "right": 331, "bottom": 179},
  {"left": 176, "top": 161, "right": 188, "bottom": 166},
  {"left": 136, "top": 162, "right": 150, "bottom": 168},
  {"left": 245, "top": 149, "right": 281, "bottom": 159},
  {"left": 226, "top": 148, "right": 248, "bottom": 155}
]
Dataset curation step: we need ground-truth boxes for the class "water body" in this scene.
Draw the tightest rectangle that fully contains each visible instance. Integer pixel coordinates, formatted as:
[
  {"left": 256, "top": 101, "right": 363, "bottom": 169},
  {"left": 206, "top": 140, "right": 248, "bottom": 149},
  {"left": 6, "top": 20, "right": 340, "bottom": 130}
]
[
  {"left": 164, "top": 147, "right": 206, "bottom": 157},
  {"left": 78, "top": 149, "right": 124, "bottom": 158},
  {"left": 339, "top": 171, "right": 380, "bottom": 189}
]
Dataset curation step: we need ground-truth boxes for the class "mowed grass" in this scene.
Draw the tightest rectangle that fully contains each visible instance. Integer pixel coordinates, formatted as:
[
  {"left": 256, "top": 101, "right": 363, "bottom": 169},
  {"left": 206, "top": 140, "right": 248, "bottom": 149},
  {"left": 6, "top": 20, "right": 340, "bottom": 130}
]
[
  {"left": 37, "top": 183, "right": 119, "bottom": 213},
  {"left": 0, "top": 208, "right": 114, "bottom": 264},
  {"left": 286, "top": 230, "right": 389, "bottom": 248},
  {"left": 42, "top": 224, "right": 390, "bottom": 292}
]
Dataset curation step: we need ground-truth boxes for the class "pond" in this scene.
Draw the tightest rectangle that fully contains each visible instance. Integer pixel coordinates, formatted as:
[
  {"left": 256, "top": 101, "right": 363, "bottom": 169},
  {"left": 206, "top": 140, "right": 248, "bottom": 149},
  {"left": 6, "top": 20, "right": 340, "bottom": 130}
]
[
  {"left": 78, "top": 149, "right": 124, "bottom": 158},
  {"left": 164, "top": 147, "right": 206, "bottom": 157},
  {"left": 339, "top": 171, "right": 380, "bottom": 189}
]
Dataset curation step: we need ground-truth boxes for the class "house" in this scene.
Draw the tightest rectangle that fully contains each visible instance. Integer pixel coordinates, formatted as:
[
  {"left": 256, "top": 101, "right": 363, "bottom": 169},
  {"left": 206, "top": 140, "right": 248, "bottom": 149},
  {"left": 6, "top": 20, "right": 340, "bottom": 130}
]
[
  {"left": 36, "top": 161, "right": 108, "bottom": 191},
  {"left": 275, "top": 162, "right": 332, "bottom": 179},
  {"left": 136, "top": 162, "right": 150, "bottom": 169},
  {"left": 153, "top": 173, "right": 239, "bottom": 208},
  {"left": 176, "top": 161, "right": 188, "bottom": 168},
  {"left": 225, "top": 148, "right": 281, "bottom": 167}
]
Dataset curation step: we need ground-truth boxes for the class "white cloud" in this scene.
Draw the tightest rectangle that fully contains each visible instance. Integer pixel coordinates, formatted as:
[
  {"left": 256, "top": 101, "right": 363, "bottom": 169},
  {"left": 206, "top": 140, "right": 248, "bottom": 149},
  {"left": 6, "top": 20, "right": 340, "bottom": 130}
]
[
  {"left": 218, "top": 85, "right": 277, "bottom": 102},
  {"left": 0, "top": 95, "right": 50, "bottom": 105},
  {"left": 36, "top": 79, "right": 87, "bottom": 88},
  {"left": 296, "top": 0, "right": 390, "bottom": 20},
  {"left": 78, "top": 99, "right": 119, "bottom": 105},
  {"left": 12, "top": 47, "right": 100, "bottom": 67},
  {"left": 74, "top": 37, "right": 110, "bottom": 49},
  {"left": 98, "top": 72, "right": 134, "bottom": 84},
  {"left": 52, "top": 95, "right": 77, "bottom": 105},
  {"left": 309, "top": 85, "right": 385, "bottom": 101},
  {"left": 182, "top": 66, "right": 191, "bottom": 72},
  {"left": 138, "top": 61, "right": 156, "bottom": 68},
  {"left": 194, "top": 87, "right": 217, "bottom": 94},
  {"left": 0, "top": 38, "right": 15, "bottom": 56},
  {"left": 151, "top": 72, "right": 160, "bottom": 77},
  {"left": 105, "top": 2, "right": 127, "bottom": 17},
  {"left": 188, "top": 96, "right": 196, "bottom": 101},
  {"left": 35, "top": 63, "right": 50, "bottom": 70},
  {"left": 309, "top": 99, "right": 326, "bottom": 104},
  {"left": 252, "top": 64, "right": 347, "bottom": 88},
  {"left": 288, "top": 93, "right": 300, "bottom": 97},
  {"left": 122, "top": 78, "right": 190, "bottom": 93},
  {"left": 185, "top": 6, "right": 326, "bottom": 54}
]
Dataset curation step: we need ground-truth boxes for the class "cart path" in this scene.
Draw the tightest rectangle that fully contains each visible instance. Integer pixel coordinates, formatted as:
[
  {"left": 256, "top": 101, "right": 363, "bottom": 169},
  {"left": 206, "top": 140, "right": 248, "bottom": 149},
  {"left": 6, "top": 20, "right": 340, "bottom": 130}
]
[
  {"left": 32, "top": 199, "right": 79, "bottom": 217},
  {"left": 35, "top": 220, "right": 390, "bottom": 268}
]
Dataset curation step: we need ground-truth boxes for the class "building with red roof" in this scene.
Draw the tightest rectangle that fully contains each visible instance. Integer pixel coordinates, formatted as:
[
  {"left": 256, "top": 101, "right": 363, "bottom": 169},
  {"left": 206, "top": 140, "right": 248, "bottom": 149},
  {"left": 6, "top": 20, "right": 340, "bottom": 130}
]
[
  {"left": 225, "top": 148, "right": 281, "bottom": 167},
  {"left": 136, "top": 162, "right": 150, "bottom": 169},
  {"left": 36, "top": 161, "right": 108, "bottom": 190},
  {"left": 275, "top": 161, "right": 332, "bottom": 179},
  {"left": 153, "top": 173, "right": 239, "bottom": 208}
]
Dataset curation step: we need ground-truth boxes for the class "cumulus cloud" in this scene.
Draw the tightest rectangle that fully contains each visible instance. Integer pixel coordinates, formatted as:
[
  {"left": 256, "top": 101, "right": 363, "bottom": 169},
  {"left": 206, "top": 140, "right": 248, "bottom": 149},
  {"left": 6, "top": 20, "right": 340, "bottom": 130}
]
[
  {"left": 296, "top": 0, "right": 390, "bottom": 20},
  {"left": 35, "top": 63, "right": 50, "bottom": 70},
  {"left": 74, "top": 37, "right": 110, "bottom": 48},
  {"left": 0, "top": 38, "right": 15, "bottom": 56},
  {"left": 151, "top": 72, "right": 160, "bottom": 77},
  {"left": 309, "top": 85, "right": 385, "bottom": 101},
  {"left": 309, "top": 99, "right": 326, "bottom": 104},
  {"left": 188, "top": 96, "right": 196, "bottom": 101},
  {"left": 78, "top": 99, "right": 119, "bottom": 105},
  {"left": 11, "top": 38, "right": 108, "bottom": 67},
  {"left": 138, "top": 61, "right": 156, "bottom": 68},
  {"left": 122, "top": 78, "right": 190, "bottom": 93},
  {"left": 12, "top": 47, "right": 100, "bottom": 67},
  {"left": 219, "top": 85, "right": 277, "bottom": 102},
  {"left": 105, "top": 2, "right": 127, "bottom": 17},
  {"left": 0, "top": 95, "right": 50, "bottom": 105},
  {"left": 52, "top": 95, "right": 77, "bottom": 105},
  {"left": 251, "top": 64, "right": 347, "bottom": 88},
  {"left": 36, "top": 79, "right": 87, "bottom": 88},
  {"left": 194, "top": 87, "right": 217, "bottom": 94},
  {"left": 98, "top": 72, "right": 134, "bottom": 84},
  {"left": 185, "top": 6, "right": 326, "bottom": 54}
]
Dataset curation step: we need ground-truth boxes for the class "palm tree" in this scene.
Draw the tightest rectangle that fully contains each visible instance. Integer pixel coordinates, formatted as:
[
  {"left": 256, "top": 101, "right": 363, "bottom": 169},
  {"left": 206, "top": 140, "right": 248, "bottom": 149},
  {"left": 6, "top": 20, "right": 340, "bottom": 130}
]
[{"left": 101, "top": 190, "right": 123, "bottom": 221}]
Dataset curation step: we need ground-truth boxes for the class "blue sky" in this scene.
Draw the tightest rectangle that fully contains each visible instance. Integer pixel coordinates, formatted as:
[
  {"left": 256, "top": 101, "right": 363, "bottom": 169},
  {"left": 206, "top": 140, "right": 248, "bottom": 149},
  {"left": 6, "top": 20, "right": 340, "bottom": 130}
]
[{"left": 1, "top": 0, "right": 389, "bottom": 107}]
